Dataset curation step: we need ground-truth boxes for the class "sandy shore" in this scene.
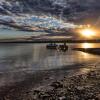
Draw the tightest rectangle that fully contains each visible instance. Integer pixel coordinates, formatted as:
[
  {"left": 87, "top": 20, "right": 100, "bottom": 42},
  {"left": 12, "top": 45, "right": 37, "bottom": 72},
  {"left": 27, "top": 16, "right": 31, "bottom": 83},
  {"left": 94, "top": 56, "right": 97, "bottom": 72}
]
[
  {"left": 73, "top": 48, "right": 100, "bottom": 55},
  {"left": 0, "top": 64, "right": 100, "bottom": 100}
]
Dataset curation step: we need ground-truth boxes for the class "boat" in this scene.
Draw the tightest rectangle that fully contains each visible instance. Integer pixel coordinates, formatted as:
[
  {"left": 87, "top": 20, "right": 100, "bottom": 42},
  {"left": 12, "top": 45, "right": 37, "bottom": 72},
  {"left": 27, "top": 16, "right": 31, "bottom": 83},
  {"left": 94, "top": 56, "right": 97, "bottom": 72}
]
[
  {"left": 46, "top": 43, "right": 58, "bottom": 49},
  {"left": 58, "top": 43, "right": 68, "bottom": 52}
]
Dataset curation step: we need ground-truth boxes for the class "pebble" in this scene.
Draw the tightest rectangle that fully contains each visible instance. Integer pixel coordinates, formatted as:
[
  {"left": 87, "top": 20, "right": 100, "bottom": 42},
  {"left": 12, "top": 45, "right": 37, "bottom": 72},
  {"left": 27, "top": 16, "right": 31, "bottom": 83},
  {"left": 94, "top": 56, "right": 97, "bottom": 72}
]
[
  {"left": 50, "top": 81, "right": 63, "bottom": 89},
  {"left": 1, "top": 70, "right": 100, "bottom": 100}
]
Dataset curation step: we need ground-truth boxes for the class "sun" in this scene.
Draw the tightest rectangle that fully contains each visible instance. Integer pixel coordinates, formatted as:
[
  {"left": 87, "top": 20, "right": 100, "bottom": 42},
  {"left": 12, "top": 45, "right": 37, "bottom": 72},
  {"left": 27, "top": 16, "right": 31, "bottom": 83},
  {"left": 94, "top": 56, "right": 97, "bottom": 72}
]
[{"left": 80, "top": 28, "right": 95, "bottom": 38}]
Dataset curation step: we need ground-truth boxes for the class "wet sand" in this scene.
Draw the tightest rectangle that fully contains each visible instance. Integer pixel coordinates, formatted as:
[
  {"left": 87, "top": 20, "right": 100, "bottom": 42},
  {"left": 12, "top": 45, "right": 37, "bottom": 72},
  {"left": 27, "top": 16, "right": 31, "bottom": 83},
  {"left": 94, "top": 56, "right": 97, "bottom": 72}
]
[
  {"left": 0, "top": 64, "right": 100, "bottom": 100},
  {"left": 0, "top": 69, "right": 71, "bottom": 99}
]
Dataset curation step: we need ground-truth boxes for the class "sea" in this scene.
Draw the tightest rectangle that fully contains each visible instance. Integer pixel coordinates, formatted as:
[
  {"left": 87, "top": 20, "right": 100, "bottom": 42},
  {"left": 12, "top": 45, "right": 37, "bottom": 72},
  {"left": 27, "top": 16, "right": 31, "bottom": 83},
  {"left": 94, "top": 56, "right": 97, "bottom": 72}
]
[{"left": 0, "top": 29, "right": 100, "bottom": 91}]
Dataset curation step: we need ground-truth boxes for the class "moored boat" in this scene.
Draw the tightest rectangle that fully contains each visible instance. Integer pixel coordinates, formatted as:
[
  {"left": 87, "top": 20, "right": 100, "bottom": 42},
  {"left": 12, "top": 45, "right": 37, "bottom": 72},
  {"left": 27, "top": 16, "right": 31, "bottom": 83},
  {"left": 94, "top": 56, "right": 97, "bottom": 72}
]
[
  {"left": 46, "top": 43, "right": 58, "bottom": 49},
  {"left": 58, "top": 44, "right": 68, "bottom": 52}
]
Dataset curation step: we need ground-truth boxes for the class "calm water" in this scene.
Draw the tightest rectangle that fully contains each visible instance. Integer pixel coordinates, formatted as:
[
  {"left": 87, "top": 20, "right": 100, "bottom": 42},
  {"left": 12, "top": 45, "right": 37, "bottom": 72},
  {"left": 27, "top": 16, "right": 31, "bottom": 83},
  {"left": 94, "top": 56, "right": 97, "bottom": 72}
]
[{"left": 0, "top": 43, "right": 100, "bottom": 88}]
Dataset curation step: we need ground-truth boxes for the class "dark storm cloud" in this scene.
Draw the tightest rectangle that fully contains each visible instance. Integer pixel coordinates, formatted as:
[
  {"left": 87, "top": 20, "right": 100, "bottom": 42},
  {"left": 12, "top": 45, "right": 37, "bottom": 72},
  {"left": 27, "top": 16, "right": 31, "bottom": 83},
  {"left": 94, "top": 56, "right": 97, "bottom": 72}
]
[{"left": 0, "top": 0, "right": 100, "bottom": 24}]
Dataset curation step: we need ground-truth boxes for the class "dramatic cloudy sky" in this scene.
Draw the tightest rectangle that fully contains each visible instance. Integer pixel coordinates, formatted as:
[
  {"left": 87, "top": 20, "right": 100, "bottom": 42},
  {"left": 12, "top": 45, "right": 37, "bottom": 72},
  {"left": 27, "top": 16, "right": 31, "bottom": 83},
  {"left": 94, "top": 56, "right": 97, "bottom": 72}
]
[
  {"left": 0, "top": 0, "right": 100, "bottom": 27},
  {"left": 0, "top": 0, "right": 100, "bottom": 39}
]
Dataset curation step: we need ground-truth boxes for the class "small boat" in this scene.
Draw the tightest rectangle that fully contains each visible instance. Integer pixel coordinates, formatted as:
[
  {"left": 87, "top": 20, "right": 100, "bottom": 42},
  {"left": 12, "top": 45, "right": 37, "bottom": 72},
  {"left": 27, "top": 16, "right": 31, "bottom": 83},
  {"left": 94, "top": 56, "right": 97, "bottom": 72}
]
[
  {"left": 58, "top": 43, "right": 68, "bottom": 52},
  {"left": 46, "top": 43, "right": 58, "bottom": 49}
]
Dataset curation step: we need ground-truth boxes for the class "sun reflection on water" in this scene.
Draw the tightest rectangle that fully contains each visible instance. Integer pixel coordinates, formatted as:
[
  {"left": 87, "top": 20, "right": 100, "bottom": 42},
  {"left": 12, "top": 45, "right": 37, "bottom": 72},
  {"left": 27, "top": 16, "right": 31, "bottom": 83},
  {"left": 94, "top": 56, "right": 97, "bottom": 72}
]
[{"left": 82, "top": 43, "right": 94, "bottom": 48}]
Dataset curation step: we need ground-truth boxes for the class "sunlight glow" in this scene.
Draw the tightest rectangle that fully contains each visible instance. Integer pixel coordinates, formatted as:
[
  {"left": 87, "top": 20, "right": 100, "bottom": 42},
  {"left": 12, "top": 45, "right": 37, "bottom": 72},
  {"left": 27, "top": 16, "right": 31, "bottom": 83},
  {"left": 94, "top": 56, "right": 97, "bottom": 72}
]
[
  {"left": 80, "top": 28, "right": 95, "bottom": 38},
  {"left": 82, "top": 43, "right": 93, "bottom": 48}
]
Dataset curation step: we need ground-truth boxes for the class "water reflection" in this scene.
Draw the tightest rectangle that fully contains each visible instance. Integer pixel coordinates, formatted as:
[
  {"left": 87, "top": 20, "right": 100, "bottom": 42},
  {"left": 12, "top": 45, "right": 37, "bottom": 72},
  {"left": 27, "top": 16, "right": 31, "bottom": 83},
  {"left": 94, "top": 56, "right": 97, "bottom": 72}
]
[
  {"left": 0, "top": 43, "right": 99, "bottom": 88},
  {"left": 74, "top": 43, "right": 100, "bottom": 48},
  {"left": 80, "top": 51, "right": 90, "bottom": 59},
  {"left": 0, "top": 44, "right": 99, "bottom": 72},
  {"left": 82, "top": 43, "right": 94, "bottom": 48}
]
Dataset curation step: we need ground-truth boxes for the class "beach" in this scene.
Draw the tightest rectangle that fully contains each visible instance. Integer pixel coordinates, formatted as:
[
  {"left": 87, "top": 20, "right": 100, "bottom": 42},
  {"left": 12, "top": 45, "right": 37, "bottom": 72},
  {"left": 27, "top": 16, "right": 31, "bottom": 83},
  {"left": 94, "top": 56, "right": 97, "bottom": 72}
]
[
  {"left": 0, "top": 43, "right": 99, "bottom": 100},
  {"left": 0, "top": 64, "right": 100, "bottom": 100}
]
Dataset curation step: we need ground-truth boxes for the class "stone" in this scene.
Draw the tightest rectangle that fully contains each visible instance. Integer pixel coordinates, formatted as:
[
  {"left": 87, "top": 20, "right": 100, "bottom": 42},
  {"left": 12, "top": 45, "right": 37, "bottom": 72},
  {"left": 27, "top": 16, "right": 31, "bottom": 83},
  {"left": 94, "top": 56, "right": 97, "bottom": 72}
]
[{"left": 50, "top": 81, "right": 63, "bottom": 89}]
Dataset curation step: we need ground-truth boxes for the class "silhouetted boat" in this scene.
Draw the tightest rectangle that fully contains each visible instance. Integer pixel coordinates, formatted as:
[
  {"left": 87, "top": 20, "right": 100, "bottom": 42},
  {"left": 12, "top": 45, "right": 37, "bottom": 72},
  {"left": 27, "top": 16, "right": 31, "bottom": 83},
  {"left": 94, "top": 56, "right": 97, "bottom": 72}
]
[
  {"left": 46, "top": 43, "right": 58, "bottom": 49},
  {"left": 58, "top": 43, "right": 68, "bottom": 52},
  {"left": 46, "top": 43, "right": 68, "bottom": 52}
]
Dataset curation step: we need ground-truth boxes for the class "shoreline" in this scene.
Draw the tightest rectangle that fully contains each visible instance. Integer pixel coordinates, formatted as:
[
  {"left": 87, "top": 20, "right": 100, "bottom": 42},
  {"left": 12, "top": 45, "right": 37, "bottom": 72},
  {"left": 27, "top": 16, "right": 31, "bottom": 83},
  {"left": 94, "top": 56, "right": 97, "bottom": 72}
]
[
  {"left": 0, "top": 64, "right": 100, "bottom": 100},
  {"left": 73, "top": 48, "right": 100, "bottom": 55}
]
